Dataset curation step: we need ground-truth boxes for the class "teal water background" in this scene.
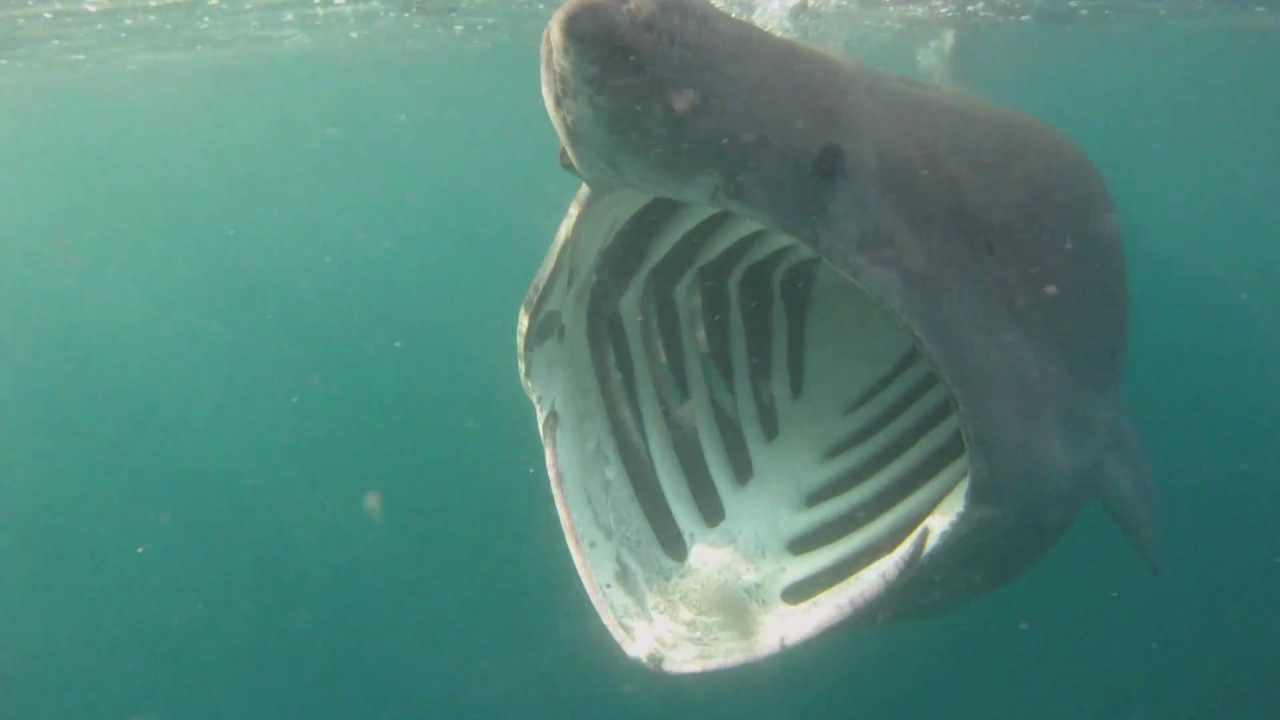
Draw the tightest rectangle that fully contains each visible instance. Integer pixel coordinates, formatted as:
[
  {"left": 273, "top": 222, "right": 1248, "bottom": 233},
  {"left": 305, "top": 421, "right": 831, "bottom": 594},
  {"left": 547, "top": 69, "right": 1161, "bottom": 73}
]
[{"left": 2, "top": 4, "right": 1278, "bottom": 718}]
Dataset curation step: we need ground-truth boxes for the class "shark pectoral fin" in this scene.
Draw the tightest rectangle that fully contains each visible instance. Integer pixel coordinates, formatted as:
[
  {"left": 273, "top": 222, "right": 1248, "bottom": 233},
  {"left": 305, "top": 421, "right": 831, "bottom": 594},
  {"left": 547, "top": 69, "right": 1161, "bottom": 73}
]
[{"left": 1097, "top": 419, "right": 1161, "bottom": 575}]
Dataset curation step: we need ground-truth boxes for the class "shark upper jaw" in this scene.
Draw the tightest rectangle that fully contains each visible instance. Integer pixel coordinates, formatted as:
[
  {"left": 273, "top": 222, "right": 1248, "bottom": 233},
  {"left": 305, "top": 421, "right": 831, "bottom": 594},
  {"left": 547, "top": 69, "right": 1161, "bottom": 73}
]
[{"left": 542, "top": 0, "right": 808, "bottom": 212}]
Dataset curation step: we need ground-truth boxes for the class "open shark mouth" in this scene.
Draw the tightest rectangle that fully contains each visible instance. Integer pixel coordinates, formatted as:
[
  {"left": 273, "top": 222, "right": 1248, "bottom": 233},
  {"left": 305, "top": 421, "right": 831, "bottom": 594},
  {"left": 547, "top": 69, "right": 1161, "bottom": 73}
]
[{"left": 518, "top": 188, "right": 971, "bottom": 673}]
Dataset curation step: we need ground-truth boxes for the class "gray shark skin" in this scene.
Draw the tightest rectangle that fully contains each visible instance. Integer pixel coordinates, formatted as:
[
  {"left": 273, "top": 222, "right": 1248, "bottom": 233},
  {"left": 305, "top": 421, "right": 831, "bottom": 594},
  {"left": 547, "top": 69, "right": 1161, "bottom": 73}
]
[{"left": 518, "top": 0, "right": 1156, "bottom": 673}]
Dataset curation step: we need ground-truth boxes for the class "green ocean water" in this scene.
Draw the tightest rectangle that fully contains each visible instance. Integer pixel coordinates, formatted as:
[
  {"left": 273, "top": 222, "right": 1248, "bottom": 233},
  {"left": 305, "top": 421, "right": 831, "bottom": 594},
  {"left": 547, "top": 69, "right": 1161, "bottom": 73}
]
[{"left": 2, "top": 3, "right": 1278, "bottom": 718}]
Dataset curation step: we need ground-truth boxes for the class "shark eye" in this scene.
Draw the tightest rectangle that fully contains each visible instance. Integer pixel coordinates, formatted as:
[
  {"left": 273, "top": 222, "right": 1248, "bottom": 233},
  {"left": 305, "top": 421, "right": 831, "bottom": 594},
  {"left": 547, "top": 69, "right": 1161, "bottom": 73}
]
[{"left": 811, "top": 142, "right": 846, "bottom": 181}]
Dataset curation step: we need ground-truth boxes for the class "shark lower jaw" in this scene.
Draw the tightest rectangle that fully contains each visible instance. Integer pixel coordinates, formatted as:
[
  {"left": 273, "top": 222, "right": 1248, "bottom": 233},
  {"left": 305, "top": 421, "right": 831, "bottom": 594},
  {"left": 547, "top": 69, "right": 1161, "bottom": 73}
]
[{"left": 519, "top": 190, "right": 971, "bottom": 673}]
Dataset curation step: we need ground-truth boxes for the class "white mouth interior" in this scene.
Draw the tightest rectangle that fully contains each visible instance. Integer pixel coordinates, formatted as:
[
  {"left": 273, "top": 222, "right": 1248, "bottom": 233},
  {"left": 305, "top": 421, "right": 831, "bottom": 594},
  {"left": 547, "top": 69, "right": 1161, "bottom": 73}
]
[{"left": 519, "top": 189, "right": 970, "bottom": 673}]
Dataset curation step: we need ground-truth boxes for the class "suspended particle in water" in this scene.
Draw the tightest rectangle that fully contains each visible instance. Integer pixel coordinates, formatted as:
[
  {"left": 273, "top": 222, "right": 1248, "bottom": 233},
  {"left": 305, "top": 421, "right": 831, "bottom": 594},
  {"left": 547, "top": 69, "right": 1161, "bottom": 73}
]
[{"left": 362, "top": 489, "right": 385, "bottom": 525}]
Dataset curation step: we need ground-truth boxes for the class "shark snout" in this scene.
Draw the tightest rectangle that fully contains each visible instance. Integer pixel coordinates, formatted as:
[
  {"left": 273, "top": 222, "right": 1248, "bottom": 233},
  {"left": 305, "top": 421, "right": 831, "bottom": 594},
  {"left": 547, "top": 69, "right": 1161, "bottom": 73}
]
[{"left": 553, "top": 0, "right": 632, "bottom": 51}]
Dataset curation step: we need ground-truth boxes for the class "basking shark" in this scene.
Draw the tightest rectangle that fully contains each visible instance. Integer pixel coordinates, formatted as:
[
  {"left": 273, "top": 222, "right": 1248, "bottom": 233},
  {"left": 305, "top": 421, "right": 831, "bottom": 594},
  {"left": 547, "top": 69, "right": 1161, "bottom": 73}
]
[{"left": 517, "top": 0, "right": 1156, "bottom": 673}]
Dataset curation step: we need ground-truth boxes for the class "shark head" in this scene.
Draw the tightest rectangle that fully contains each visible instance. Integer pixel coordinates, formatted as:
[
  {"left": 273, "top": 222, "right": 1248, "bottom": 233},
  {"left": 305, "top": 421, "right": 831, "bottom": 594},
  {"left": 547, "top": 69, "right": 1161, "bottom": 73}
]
[{"left": 542, "top": 0, "right": 874, "bottom": 236}]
